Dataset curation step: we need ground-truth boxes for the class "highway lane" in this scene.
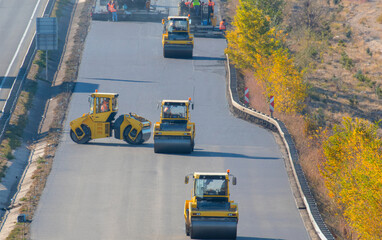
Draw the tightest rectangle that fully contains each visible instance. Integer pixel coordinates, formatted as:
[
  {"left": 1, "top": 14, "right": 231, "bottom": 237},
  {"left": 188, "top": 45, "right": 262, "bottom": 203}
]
[
  {"left": 0, "top": 0, "right": 50, "bottom": 114},
  {"left": 31, "top": 19, "right": 310, "bottom": 240}
]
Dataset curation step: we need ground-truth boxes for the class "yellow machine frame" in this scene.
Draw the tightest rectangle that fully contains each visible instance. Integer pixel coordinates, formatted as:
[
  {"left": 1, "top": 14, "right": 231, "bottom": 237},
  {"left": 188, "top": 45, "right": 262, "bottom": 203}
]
[
  {"left": 70, "top": 92, "right": 151, "bottom": 144},
  {"left": 153, "top": 99, "right": 195, "bottom": 153},
  {"left": 184, "top": 171, "right": 238, "bottom": 239},
  {"left": 162, "top": 16, "right": 194, "bottom": 58}
]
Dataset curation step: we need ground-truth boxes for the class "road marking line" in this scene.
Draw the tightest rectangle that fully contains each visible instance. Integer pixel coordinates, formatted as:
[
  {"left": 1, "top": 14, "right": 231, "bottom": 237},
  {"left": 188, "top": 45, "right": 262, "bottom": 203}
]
[{"left": 0, "top": 0, "right": 43, "bottom": 90}]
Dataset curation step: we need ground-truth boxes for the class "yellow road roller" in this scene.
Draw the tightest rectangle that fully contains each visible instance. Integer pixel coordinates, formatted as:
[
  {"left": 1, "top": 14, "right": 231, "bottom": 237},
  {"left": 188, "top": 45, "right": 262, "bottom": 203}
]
[
  {"left": 184, "top": 171, "right": 238, "bottom": 239},
  {"left": 153, "top": 99, "right": 195, "bottom": 153},
  {"left": 70, "top": 91, "right": 151, "bottom": 144},
  {"left": 162, "top": 16, "right": 194, "bottom": 58}
]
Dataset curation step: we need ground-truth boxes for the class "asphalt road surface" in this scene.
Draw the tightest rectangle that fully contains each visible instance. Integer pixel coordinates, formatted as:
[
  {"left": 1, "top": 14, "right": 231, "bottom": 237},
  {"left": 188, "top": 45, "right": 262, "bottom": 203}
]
[
  {"left": 31, "top": 9, "right": 310, "bottom": 240},
  {"left": 0, "top": 0, "right": 50, "bottom": 114}
]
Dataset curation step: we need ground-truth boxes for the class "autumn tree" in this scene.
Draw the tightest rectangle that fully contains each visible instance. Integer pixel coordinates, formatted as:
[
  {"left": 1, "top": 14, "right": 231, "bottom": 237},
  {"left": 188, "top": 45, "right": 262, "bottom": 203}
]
[
  {"left": 253, "top": 0, "right": 285, "bottom": 26},
  {"left": 321, "top": 117, "right": 382, "bottom": 239},
  {"left": 255, "top": 48, "right": 307, "bottom": 113},
  {"left": 226, "top": 0, "right": 306, "bottom": 113},
  {"left": 225, "top": 0, "right": 282, "bottom": 69}
]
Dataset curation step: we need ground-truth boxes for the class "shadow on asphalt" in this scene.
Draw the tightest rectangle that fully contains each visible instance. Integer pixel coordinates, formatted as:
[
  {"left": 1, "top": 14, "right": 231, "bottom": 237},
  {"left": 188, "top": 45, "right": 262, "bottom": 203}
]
[
  {"left": 193, "top": 237, "right": 283, "bottom": 240},
  {"left": 190, "top": 56, "right": 226, "bottom": 61},
  {"left": 190, "top": 151, "right": 280, "bottom": 160},
  {"left": 84, "top": 143, "right": 279, "bottom": 160},
  {"left": 86, "top": 142, "right": 154, "bottom": 148},
  {"left": 85, "top": 77, "right": 157, "bottom": 84},
  {"left": 73, "top": 82, "right": 99, "bottom": 93},
  {"left": 236, "top": 237, "right": 284, "bottom": 240}
]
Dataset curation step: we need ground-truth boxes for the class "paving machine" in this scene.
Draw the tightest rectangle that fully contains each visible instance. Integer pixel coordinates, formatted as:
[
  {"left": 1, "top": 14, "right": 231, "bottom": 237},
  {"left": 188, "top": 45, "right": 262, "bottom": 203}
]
[
  {"left": 162, "top": 16, "right": 194, "bottom": 58},
  {"left": 184, "top": 171, "right": 238, "bottom": 239},
  {"left": 91, "top": 0, "right": 168, "bottom": 22},
  {"left": 153, "top": 99, "right": 195, "bottom": 153},
  {"left": 178, "top": 0, "right": 224, "bottom": 38},
  {"left": 70, "top": 91, "right": 151, "bottom": 145}
]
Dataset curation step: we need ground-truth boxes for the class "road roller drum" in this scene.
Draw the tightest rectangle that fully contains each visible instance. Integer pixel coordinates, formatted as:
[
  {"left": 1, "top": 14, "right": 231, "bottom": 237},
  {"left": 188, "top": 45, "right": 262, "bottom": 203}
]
[
  {"left": 154, "top": 99, "right": 195, "bottom": 154},
  {"left": 184, "top": 171, "right": 239, "bottom": 239}
]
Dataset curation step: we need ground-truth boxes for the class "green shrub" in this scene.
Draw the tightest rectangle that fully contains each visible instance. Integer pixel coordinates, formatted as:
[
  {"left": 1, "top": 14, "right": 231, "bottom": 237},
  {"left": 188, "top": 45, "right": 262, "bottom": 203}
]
[
  {"left": 354, "top": 70, "right": 370, "bottom": 82},
  {"left": 345, "top": 29, "right": 352, "bottom": 39},
  {"left": 304, "top": 108, "right": 326, "bottom": 135},
  {"left": 340, "top": 51, "right": 354, "bottom": 70},
  {"left": 366, "top": 47, "right": 372, "bottom": 56},
  {"left": 338, "top": 40, "right": 346, "bottom": 47},
  {"left": 376, "top": 85, "right": 382, "bottom": 99},
  {"left": 349, "top": 95, "right": 358, "bottom": 107}
]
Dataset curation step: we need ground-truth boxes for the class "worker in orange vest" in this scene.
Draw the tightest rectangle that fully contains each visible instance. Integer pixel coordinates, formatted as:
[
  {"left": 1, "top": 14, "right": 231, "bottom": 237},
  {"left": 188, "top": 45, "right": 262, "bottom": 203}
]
[
  {"left": 108, "top": 0, "right": 118, "bottom": 22},
  {"left": 207, "top": 0, "right": 215, "bottom": 25},
  {"left": 219, "top": 19, "right": 227, "bottom": 30},
  {"left": 101, "top": 98, "right": 110, "bottom": 112},
  {"left": 107, "top": 0, "right": 113, "bottom": 21},
  {"left": 208, "top": 0, "right": 214, "bottom": 12}
]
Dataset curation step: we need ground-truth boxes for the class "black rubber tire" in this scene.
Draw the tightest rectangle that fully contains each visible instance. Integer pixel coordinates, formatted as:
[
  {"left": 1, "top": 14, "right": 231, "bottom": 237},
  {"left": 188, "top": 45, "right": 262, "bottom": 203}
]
[
  {"left": 154, "top": 143, "right": 159, "bottom": 153},
  {"left": 124, "top": 126, "right": 143, "bottom": 145},
  {"left": 163, "top": 48, "right": 168, "bottom": 58},
  {"left": 190, "top": 225, "right": 195, "bottom": 239},
  {"left": 70, "top": 125, "right": 91, "bottom": 144},
  {"left": 186, "top": 144, "right": 192, "bottom": 154},
  {"left": 185, "top": 222, "right": 190, "bottom": 236}
]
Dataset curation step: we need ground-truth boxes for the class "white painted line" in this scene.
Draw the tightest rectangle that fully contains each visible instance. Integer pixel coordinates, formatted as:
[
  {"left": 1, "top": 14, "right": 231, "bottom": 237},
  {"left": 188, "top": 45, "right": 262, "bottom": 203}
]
[{"left": 0, "top": 0, "right": 43, "bottom": 90}]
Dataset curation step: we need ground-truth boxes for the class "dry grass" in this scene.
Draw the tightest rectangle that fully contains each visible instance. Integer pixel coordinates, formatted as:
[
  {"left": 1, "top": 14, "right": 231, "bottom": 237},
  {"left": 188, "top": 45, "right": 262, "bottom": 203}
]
[{"left": 376, "top": 14, "right": 382, "bottom": 24}]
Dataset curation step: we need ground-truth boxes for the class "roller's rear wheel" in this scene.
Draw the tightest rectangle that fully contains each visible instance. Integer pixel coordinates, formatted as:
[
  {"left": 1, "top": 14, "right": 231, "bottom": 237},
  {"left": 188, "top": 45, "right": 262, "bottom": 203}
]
[
  {"left": 185, "top": 223, "right": 190, "bottom": 236},
  {"left": 124, "top": 126, "right": 143, "bottom": 145},
  {"left": 70, "top": 125, "right": 91, "bottom": 144},
  {"left": 154, "top": 142, "right": 160, "bottom": 153},
  {"left": 187, "top": 51, "right": 193, "bottom": 59}
]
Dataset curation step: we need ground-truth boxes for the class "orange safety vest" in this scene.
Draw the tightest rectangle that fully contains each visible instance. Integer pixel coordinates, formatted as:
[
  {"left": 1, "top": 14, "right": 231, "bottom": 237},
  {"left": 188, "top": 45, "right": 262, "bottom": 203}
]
[
  {"left": 108, "top": 3, "right": 116, "bottom": 12},
  {"left": 208, "top": 1, "right": 214, "bottom": 6},
  {"left": 101, "top": 101, "right": 109, "bottom": 112},
  {"left": 219, "top": 21, "right": 226, "bottom": 30}
]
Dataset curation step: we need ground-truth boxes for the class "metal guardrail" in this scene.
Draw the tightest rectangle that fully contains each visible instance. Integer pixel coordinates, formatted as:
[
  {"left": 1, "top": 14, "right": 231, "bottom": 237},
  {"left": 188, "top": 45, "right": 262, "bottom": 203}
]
[
  {"left": 0, "top": 0, "right": 56, "bottom": 142},
  {"left": 225, "top": 54, "right": 334, "bottom": 240}
]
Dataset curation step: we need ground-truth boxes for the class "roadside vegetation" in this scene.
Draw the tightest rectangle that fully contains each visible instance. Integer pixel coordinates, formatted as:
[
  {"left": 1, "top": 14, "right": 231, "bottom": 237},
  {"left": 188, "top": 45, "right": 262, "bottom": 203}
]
[
  {"left": 224, "top": 0, "right": 382, "bottom": 238},
  {"left": 0, "top": 50, "right": 42, "bottom": 181},
  {"left": 5, "top": 0, "right": 93, "bottom": 238}
]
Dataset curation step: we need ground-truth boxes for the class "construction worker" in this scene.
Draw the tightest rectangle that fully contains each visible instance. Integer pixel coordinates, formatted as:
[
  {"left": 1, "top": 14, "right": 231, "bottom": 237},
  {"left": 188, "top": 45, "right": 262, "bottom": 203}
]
[
  {"left": 207, "top": 0, "right": 214, "bottom": 24},
  {"left": 219, "top": 19, "right": 227, "bottom": 30},
  {"left": 101, "top": 98, "right": 110, "bottom": 112},
  {"left": 145, "top": 0, "right": 150, "bottom": 12},
  {"left": 163, "top": 106, "right": 171, "bottom": 118},
  {"left": 107, "top": 0, "right": 113, "bottom": 21},
  {"left": 168, "top": 21, "right": 175, "bottom": 32},
  {"left": 193, "top": 0, "right": 200, "bottom": 16},
  {"left": 108, "top": 0, "right": 118, "bottom": 22}
]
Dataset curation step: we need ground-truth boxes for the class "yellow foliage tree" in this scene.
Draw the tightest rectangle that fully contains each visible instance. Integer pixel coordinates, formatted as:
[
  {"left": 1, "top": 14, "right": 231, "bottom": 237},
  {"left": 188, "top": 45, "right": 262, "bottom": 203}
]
[
  {"left": 225, "top": 0, "right": 282, "bottom": 69},
  {"left": 320, "top": 117, "right": 382, "bottom": 239},
  {"left": 254, "top": 48, "right": 307, "bottom": 113},
  {"left": 225, "top": 0, "right": 306, "bottom": 113}
]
